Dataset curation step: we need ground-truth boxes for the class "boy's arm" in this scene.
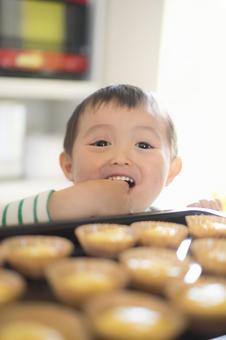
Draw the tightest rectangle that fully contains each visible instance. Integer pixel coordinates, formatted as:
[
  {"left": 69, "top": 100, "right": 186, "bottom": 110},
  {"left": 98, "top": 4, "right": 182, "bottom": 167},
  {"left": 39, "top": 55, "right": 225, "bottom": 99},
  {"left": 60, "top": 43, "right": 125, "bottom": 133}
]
[
  {"left": 0, "top": 179, "right": 131, "bottom": 226},
  {"left": 0, "top": 190, "right": 54, "bottom": 226},
  {"left": 48, "top": 179, "right": 131, "bottom": 221}
]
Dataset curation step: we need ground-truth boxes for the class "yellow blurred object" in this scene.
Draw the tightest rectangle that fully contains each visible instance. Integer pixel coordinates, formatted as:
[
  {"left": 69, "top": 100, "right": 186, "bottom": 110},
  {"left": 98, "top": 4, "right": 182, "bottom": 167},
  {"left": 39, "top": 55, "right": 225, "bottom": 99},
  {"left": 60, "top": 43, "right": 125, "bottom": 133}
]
[
  {"left": 212, "top": 193, "right": 226, "bottom": 211},
  {"left": 22, "top": 0, "right": 64, "bottom": 51},
  {"left": 0, "top": 320, "right": 64, "bottom": 340},
  {"left": 16, "top": 52, "right": 44, "bottom": 69}
]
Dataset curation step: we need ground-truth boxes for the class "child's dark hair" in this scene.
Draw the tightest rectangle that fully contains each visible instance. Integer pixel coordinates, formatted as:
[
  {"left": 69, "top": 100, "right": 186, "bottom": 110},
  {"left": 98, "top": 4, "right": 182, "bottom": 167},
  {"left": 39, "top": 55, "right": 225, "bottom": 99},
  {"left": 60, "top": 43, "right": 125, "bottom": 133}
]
[{"left": 63, "top": 84, "right": 178, "bottom": 159}]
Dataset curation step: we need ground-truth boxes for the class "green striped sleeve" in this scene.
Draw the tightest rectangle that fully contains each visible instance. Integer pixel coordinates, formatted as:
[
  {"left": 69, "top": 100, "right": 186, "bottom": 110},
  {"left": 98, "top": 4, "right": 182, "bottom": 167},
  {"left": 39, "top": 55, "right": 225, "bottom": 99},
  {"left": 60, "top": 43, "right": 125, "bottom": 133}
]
[
  {"left": 1, "top": 204, "right": 9, "bottom": 226},
  {"left": 18, "top": 199, "right": 24, "bottom": 225},
  {"left": 33, "top": 194, "right": 39, "bottom": 223}
]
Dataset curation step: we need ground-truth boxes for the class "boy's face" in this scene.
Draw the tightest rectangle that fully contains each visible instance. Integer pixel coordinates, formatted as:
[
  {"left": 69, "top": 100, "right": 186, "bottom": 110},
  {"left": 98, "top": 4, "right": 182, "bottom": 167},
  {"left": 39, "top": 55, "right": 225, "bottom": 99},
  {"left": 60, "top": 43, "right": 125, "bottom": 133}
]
[{"left": 61, "top": 102, "right": 181, "bottom": 212}]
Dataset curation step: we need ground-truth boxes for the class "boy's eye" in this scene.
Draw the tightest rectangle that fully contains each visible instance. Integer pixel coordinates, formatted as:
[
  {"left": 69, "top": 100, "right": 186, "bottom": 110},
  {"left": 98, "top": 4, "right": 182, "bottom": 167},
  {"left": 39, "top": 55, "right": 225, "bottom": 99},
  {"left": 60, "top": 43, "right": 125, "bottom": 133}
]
[
  {"left": 136, "top": 142, "right": 153, "bottom": 149},
  {"left": 91, "top": 140, "right": 110, "bottom": 147}
]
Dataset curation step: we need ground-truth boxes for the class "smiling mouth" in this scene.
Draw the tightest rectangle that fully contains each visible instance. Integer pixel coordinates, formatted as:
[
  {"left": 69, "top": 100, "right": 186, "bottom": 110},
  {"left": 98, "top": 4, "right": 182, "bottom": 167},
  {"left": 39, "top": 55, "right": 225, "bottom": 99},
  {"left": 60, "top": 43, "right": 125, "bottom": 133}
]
[{"left": 107, "top": 176, "right": 135, "bottom": 188}]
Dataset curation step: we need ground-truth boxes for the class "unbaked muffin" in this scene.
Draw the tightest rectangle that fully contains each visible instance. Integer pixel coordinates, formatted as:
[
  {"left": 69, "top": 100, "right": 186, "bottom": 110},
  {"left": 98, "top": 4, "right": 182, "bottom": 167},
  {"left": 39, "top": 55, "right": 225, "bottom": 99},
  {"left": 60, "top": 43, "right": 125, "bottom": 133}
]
[
  {"left": 119, "top": 247, "right": 191, "bottom": 294},
  {"left": 0, "top": 321, "right": 64, "bottom": 340},
  {"left": 191, "top": 238, "right": 226, "bottom": 275},
  {"left": 75, "top": 223, "right": 136, "bottom": 257},
  {"left": 0, "top": 244, "right": 6, "bottom": 266},
  {"left": 2, "top": 235, "right": 74, "bottom": 278},
  {"left": 45, "top": 257, "right": 129, "bottom": 306},
  {"left": 0, "top": 302, "right": 90, "bottom": 340},
  {"left": 84, "top": 290, "right": 187, "bottom": 340},
  {"left": 131, "top": 220, "right": 188, "bottom": 248},
  {"left": 0, "top": 268, "right": 26, "bottom": 304},
  {"left": 165, "top": 276, "right": 226, "bottom": 335},
  {"left": 186, "top": 214, "right": 226, "bottom": 238}
]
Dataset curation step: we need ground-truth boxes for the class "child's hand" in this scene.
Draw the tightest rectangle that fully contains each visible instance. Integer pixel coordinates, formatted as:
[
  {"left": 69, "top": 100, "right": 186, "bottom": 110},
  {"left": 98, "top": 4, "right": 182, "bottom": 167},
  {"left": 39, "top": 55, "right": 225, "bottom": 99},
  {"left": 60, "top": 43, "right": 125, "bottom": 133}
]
[
  {"left": 187, "top": 198, "right": 222, "bottom": 211},
  {"left": 49, "top": 179, "right": 132, "bottom": 221},
  {"left": 81, "top": 179, "right": 132, "bottom": 216}
]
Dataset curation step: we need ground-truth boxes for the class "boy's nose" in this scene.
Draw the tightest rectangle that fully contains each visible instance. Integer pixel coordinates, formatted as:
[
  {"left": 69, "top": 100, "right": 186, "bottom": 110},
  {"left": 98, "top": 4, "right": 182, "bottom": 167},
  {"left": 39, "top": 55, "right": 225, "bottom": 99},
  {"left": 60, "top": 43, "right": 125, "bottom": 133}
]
[
  {"left": 110, "top": 150, "right": 132, "bottom": 166},
  {"left": 111, "top": 159, "right": 131, "bottom": 165}
]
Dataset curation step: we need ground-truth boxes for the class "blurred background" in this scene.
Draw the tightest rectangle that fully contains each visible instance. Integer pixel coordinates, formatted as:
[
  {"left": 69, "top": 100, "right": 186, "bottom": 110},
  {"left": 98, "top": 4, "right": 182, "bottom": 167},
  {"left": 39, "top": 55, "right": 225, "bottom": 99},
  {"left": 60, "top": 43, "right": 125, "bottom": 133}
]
[{"left": 0, "top": 0, "right": 225, "bottom": 210}]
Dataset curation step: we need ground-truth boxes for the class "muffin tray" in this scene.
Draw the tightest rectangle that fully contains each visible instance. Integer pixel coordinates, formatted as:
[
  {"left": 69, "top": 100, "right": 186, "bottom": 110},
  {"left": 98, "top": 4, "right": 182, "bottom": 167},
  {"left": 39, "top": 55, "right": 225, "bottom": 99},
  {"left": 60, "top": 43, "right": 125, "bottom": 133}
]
[
  {"left": 0, "top": 208, "right": 226, "bottom": 340},
  {"left": 0, "top": 207, "right": 224, "bottom": 240}
]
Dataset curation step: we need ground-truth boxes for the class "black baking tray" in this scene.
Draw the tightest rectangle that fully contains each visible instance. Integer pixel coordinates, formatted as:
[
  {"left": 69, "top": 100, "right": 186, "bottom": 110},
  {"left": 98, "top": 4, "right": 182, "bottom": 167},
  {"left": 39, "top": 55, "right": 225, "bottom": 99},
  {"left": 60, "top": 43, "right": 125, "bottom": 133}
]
[
  {"left": 1, "top": 208, "right": 226, "bottom": 340},
  {"left": 0, "top": 207, "right": 225, "bottom": 241}
]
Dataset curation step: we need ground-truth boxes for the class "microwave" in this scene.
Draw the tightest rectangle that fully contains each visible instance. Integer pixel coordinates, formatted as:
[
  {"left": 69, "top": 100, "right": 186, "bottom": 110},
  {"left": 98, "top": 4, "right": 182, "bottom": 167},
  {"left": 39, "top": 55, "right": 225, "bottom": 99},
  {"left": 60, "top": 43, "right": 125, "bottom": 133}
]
[{"left": 0, "top": 0, "right": 90, "bottom": 80}]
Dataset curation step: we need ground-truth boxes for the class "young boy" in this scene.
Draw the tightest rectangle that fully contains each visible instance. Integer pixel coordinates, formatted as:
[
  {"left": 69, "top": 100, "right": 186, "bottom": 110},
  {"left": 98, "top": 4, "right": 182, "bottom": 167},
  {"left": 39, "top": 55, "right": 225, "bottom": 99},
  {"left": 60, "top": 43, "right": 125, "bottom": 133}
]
[{"left": 0, "top": 84, "right": 222, "bottom": 226}]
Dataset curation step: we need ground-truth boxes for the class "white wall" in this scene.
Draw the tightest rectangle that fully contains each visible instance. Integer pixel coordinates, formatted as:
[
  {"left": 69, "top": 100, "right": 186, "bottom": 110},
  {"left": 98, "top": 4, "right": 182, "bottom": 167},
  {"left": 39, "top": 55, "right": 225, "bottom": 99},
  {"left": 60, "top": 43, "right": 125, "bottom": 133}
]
[
  {"left": 102, "top": 0, "right": 164, "bottom": 90},
  {"left": 155, "top": 0, "right": 226, "bottom": 208}
]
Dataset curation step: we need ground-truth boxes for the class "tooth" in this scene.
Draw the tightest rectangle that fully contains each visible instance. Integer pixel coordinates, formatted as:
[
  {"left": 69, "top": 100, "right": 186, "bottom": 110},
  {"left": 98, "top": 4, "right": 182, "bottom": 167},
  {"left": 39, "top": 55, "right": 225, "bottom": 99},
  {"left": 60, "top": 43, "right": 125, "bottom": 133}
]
[{"left": 108, "top": 176, "right": 134, "bottom": 183}]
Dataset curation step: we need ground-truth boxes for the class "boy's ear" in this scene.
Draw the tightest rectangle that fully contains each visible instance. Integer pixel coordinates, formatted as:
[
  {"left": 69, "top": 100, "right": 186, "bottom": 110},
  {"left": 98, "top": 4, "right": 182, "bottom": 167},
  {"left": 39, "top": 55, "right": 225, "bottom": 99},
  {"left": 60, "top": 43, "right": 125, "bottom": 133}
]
[
  {"left": 166, "top": 157, "right": 182, "bottom": 186},
  {"left": 59, "top": 152, "right": 74, "bottom": 181}
]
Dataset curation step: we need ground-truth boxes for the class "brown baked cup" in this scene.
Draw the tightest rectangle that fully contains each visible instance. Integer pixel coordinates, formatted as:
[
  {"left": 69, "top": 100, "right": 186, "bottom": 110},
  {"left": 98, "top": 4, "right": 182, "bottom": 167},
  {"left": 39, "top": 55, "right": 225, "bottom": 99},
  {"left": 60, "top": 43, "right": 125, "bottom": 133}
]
[
  {"left": 186, "top": 214, "right": 226, "bottom": 238},
  {"left": 119, "top": 247, "right": 191, "bottom": 294},
  {"left": 0, "top": 302, "right": 90, "bottom": 340},
  {"left": 2, "top": 235, "right": 74, "bottom": 278},
  {"left": 0, "top": 244, "right": 6, "bottom": 266},
  {"left": 75, "top": 223, "right": 136, "bottom": 258},
  {"left": 84, "top": 290, "right": 187, "bottom": 340},
  {"left": 45, "top": 257, "right": 129, "bottom": 306},
  {"left": 131, "top": 220, "right": 188, "bottom": 248},
  {"left": 191, "top": 238, "right": 226, "bottom": 275},
  {"left": 165, "top": 275, "right": 226, "bottom": 336},
  {"left": 0, "top": 268, "right": 26, "bottom": 305}
]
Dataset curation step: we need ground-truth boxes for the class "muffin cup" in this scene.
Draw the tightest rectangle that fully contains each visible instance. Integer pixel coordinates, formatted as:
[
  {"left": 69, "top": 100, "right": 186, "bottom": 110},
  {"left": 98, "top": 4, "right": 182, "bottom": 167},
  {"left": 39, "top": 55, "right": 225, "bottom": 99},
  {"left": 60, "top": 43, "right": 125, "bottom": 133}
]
[
  {"left": 0, "top": 302, "right": 91, "bottom": 340},
  {"left": 75, "top": 223, "right": 136, "bottom": 258},
  {"left": 0, "top": 244, "right": 6, "bottom": 266},
  {"left": 186, "top": 214, "right": 226, "bottom": 238},
  {"left": 45, "top": 257, "right": 129, "bottom": 306},
  {"left": 131, "top": 220, "right": 188, "bottom": 248},
  {"left": 84, "top": 290, "right": 187, "bottom": 340},
  {"left": 191, "top": 237, "right": 226, "bottom": 275},
  {"left": 0, "top": 268, "right": 26, "bottom": 304},
  {"left": 2, "top": 235, "right": 74, "bottom": 278},
  {"left": 165, "top": 275, "right": 226, "bottom": 336},
  {"left": 119, "top": 247, "right": 191, "bottom": 294}
]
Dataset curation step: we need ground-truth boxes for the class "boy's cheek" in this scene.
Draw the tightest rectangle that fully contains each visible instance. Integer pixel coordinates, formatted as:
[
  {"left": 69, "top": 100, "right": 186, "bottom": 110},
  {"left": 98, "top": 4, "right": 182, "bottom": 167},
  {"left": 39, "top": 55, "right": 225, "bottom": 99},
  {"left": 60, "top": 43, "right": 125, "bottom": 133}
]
[
  {"left": 72, "top": 156, "right": 106, "bottom": 182},
  {"left": 71, "top": 165, "right": 99, "bottom": 183}
]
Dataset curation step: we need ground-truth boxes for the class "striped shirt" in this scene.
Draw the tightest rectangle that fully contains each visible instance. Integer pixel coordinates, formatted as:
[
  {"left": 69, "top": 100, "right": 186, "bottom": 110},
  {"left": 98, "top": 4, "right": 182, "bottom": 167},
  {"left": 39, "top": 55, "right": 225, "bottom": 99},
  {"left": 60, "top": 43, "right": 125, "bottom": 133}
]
[{"left": 0, "top": 190, "right": 54, "bottom": 227}]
